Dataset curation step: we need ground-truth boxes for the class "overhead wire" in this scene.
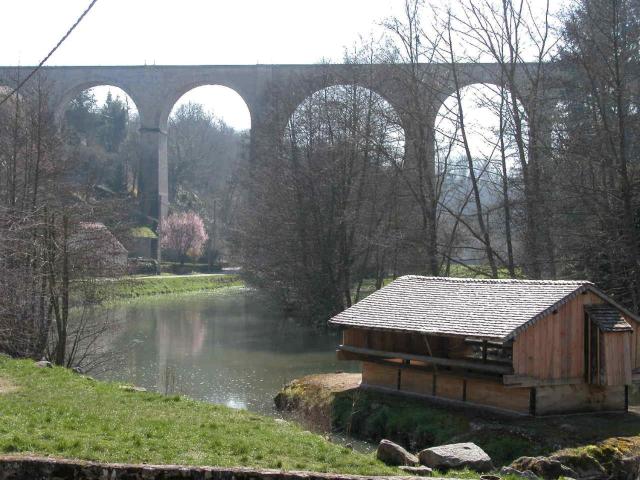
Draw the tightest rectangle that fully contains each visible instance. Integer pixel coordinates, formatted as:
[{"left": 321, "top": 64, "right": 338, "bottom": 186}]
[{"left": 0, "top": 0, "right": 100, "bottom": 108}]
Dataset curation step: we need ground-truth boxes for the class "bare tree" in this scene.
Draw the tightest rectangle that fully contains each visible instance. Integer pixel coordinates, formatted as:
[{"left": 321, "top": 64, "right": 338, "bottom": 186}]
[
  {"left": 0, "top": 74, "right": 129, "bottom": 370},
  {"left": 238, "top": 51, "right": 404, "bottom": 320},
  {"left": 381, "top": 0, "right": 450, "bottom": 275},
  {"left": 448, "top": 0, "right": 558, "bottom": 278},
  {"left": 554, "top": 0, "right": 640, "bottom": 309}
]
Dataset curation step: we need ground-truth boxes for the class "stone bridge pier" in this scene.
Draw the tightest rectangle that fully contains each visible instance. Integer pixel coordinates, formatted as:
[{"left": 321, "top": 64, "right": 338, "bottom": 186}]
[{"left": 0, "top": 63, "right": 564, "bottom": 262}]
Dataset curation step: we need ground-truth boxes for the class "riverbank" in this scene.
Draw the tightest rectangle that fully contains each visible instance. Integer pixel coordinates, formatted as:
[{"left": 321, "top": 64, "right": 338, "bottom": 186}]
[
  {"left": 276, "top": 373, "right": 640, "bottom": 473},
  {"left": 105, "top": 273, "right": 243, "bottom": 301},
  {"left": 0, "top": 357, "right": 398, "bottom": 475}
]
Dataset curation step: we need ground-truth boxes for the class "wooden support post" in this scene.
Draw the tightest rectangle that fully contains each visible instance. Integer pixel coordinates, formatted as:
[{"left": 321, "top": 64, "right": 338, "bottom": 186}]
[
  {"left": 625, "top": 386, "right": 629, "bottom": 411},
  {"left": 597, "top": 329, "right": 601, "bottom": 385},
  {"left": 584, "top": 315, "right": 590, "bottom": 383},
  {"left": 482, "top": 341, "right": 488, "bottom": 363},
  {"left": 423, "top": 335, "right": 438, "bottom": 373},
  {"left": 529, "top": 387, "right": 537, "bottom": 416}
]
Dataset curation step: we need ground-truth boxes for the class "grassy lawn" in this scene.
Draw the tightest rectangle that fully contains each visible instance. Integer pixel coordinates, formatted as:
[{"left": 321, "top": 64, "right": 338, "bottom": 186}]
[
  {"left": 106, "top": 274, "right": 243, "bottom": 301},
  {"left": 0, "top": 357, "right": 397, "bottom": 475}
]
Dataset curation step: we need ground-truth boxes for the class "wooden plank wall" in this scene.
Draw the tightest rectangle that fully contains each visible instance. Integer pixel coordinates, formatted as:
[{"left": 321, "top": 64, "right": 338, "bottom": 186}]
[
  {"left": 602, "top": 332, "right": 632, "bottom": 385},
  {"left": 536, "top": 384, "right": 626, "bottom": 414},
  {"left": 436, "top": 375, "right": 465, "bottom": 400},
  {"left": 512, "top": 292, "right": 604, "bottom": 380},
  {"left": 466, "top": 378, "right": 530, "bottom": 413},
  {"left": 362, "top": 361, "right": 531, "bottom": 414},
  {"left": 361, "top": 362, "right": 398, "bottom": 390},
  {"left": 362, "top": 361, "right": 625, "bottom": 414},
  {"left": 400, "top": 369, "right": 434, "bottom": 395},
  {"left": 627, "top": 314, "right": 640, "bottom": 370}
]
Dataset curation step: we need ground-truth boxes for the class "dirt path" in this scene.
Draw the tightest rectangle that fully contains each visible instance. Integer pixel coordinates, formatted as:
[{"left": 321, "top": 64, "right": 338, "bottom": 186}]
[
  {"left": 0, "top": 377, "right": 17, "bottom": 394},
  {"left": 296, "top": 373, "right": 361, "bottom": 393}
]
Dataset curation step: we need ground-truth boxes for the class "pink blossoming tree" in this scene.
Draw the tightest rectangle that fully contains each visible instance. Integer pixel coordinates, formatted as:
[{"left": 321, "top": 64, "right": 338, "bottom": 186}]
[{"left": 160, "top": 211, "right": 209, "bottom": 265}]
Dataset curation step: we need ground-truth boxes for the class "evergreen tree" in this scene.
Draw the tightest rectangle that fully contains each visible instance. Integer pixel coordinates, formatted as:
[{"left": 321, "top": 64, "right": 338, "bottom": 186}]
[{"left": 98, "top": 91, "right": 128, "bottom": 153}]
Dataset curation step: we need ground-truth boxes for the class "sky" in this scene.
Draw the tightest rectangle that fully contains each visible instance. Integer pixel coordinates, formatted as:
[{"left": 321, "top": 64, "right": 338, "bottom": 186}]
[
  {"left": 0, "top": 1, "right": 401, "bottom": 67},
  {"left": 1, "top": 0, "right": 559, "bottom": 131},
  {"left": 1, "top": 0, "right": 408, "bottom": 130}
]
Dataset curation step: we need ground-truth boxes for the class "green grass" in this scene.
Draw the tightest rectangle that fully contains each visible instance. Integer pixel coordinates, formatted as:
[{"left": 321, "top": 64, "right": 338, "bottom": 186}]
[
  {"left": 0, "top": 357, "right": 398, "bottom": 475},
  {"left": 443, "top": 264, "right": 524, "bottom": 279},
  {"left": 105, "top": 274, "right": 244, "bottom": 301},
  {"left": 130, "top": 226, "right": 157, "bottom": 239}
]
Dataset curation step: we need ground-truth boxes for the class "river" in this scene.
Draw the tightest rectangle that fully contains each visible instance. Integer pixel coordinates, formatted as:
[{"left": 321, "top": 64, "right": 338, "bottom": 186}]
[{"left": 93, "top": 288, "right": 358, "bottom": 416}]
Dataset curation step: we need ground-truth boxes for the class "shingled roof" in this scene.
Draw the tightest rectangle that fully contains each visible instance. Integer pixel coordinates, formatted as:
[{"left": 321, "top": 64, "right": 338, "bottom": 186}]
[
  {"left": 585, "top": 305, "right": 633, "bottom": 332},
  {"left": 329, "top": 276, "right": 637, "bottom": 342}
]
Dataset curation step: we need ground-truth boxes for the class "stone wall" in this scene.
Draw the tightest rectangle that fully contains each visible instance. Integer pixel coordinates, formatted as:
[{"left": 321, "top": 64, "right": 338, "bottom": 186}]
[{"left": 0, "top": 456, "right": 430, "bottom": 480}]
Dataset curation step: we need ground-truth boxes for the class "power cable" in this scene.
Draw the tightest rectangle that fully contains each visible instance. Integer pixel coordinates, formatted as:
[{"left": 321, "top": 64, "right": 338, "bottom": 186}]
[{"left": 0, "top": 0, "right": 100, "bottom": 107}]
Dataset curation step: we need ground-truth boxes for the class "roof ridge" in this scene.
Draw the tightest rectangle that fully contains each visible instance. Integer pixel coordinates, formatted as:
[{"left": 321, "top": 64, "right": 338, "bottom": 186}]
[{"left": 398, "top": 275, "right": 591, "bottom": 285}]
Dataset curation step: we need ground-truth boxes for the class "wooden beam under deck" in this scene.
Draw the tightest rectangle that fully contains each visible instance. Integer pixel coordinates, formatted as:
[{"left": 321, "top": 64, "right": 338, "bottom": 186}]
[
  {"left": 337, "top": 344, "right": 513, "bottom": 375},
  {"left": 503, "top": 375, "right": 585, "bottom": 388}
]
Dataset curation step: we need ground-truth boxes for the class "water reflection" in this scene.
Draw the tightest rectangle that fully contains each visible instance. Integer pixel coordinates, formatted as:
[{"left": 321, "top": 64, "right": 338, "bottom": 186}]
[{"left": 95, "top": 289, "right": 357, "bottom": 415}]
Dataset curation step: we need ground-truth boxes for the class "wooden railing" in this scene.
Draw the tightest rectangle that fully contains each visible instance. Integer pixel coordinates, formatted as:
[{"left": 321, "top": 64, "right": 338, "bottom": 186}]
[{"left": 337, "top": 344, "right": 513, "bottom": 375}]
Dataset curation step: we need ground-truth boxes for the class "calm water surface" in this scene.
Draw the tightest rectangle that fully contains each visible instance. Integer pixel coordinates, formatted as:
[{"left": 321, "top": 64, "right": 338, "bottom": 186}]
[{"left": 95, "top": 288, "right": 357, "bottom": 416}]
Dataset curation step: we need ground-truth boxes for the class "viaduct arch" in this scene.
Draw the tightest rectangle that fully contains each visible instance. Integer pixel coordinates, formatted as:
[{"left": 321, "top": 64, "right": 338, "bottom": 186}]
[{"left": 0, "top": 63, "right": 566, "bottom": 260}]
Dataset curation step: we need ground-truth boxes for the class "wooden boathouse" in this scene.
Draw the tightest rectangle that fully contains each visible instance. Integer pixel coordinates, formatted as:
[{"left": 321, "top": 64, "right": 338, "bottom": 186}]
[{"left": 329, "top": 276, "right": 640, "bottom": 415}]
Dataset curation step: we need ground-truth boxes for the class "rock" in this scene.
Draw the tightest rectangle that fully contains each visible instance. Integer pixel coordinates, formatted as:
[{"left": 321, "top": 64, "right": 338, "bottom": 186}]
[
  {"left": 551, "top": 452, "right": 606, "bottom": 479},
  {"left": 35, "top": 360, "right": 52, "bottom": 368},
  {"left": 376, "top": 439, "right": 419, "bottom": 466},
  {"left": 274, "top": 388, "right": 300, "bottom": 411},
  {"left": 500, "top": 466, "right": 540, "bottom": 479},
  {"left": 418, "top": 442, "right": 493, "bottom": 473},
  {"left": 510, "top": 456, "right": 579, "bottom": 480},
  {"left": 611, "top": 455, "right": 640, "bottom": 480},
  {"left": 118, "top": 385, "right": 147, "bottom": 393},
  {"left": 399, "top": 466, "right": 433, "bottom": 476},
  {"left": 72, "top": 366, "right": 83, "bottom": 374},
  {"left": 344, "top": 443, "right": 353, "bottom": 450},
  {"left": 480, "top": 475, "right": 500, "bottom": 480}
]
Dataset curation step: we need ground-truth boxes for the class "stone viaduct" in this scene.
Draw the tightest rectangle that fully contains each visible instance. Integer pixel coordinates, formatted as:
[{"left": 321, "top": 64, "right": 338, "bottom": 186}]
[{"left": 0, "top": 63, "right": 565, "bottom": 259}]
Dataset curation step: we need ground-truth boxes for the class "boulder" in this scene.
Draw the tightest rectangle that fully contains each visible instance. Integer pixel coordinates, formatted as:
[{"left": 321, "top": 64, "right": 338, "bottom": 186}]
[
  {"left": 510, "top": 456, "right": 579, "bottom": 480},
  {"left": 399, "top": 466, "right": 433, "bottom": 476},
  {"left": 551, "top": 452, "right": 607, "bottom": 479},
  {"left": 376, "top": 439, "right": 419, "bottom": 466},
  {"left": 500, "top": 466, "right": 540, "bottom": 479},
  {"left": 118, "top": 385, "right": 147, "bottom": 393},
  {"left": 610, "top": 455, "right": 640, "bottom": 480},
  {"left": 35, "top": 360, "right": 52, "bottom": 368},
  {"left": 418, "top": 442, "right": 493, "bottom": 473}
]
